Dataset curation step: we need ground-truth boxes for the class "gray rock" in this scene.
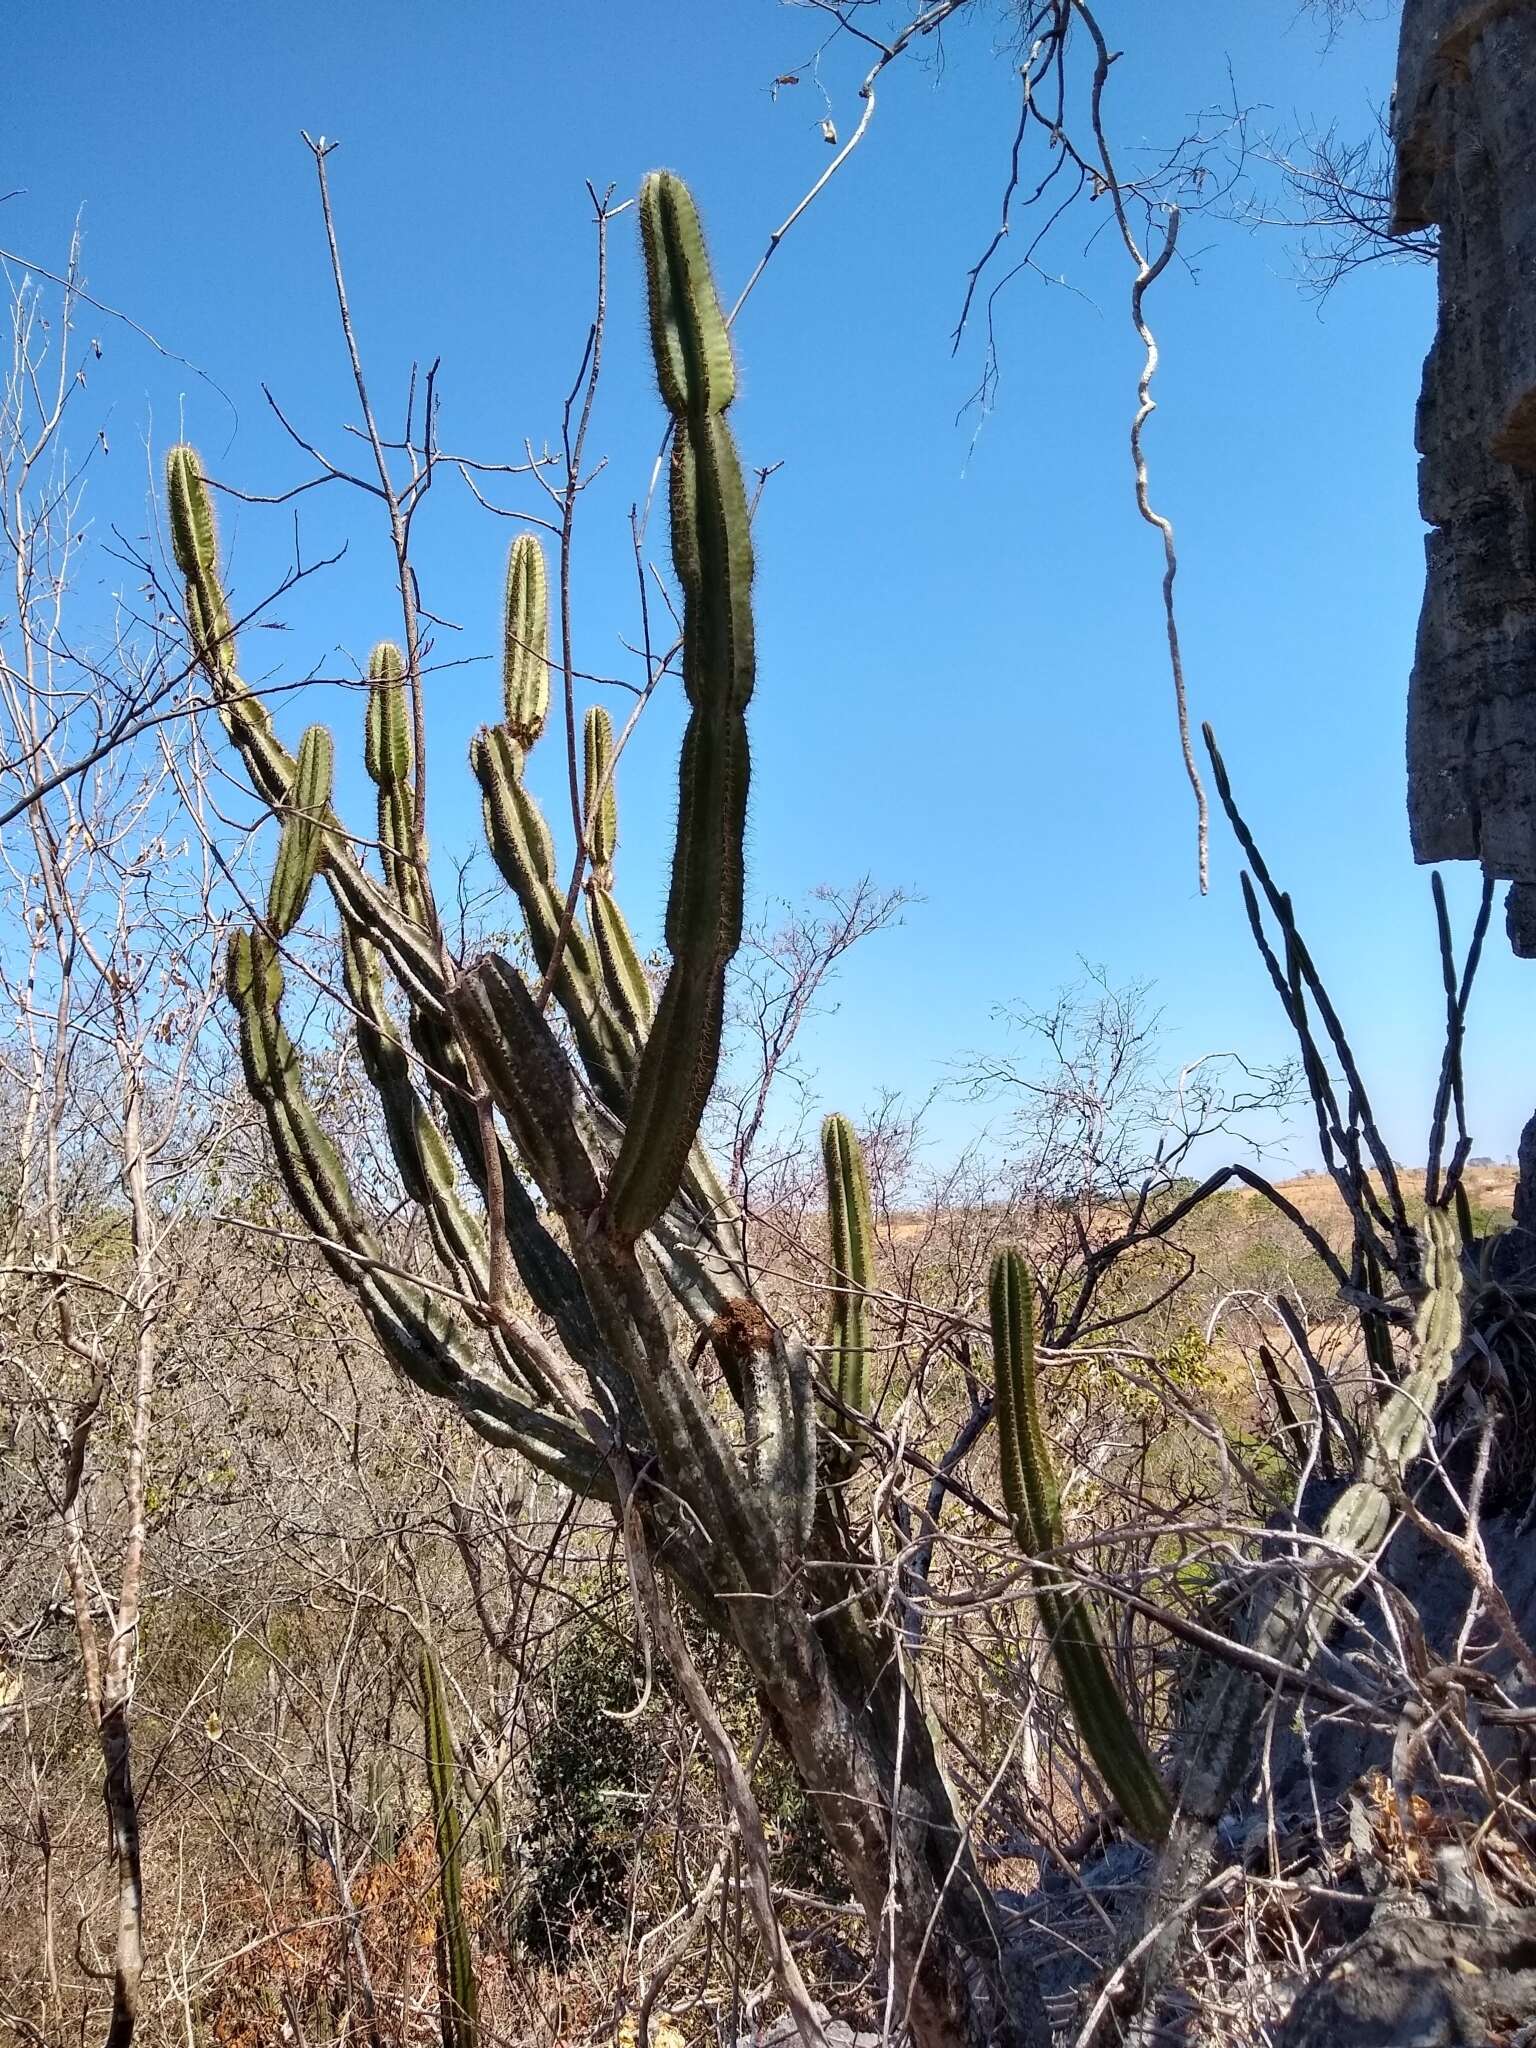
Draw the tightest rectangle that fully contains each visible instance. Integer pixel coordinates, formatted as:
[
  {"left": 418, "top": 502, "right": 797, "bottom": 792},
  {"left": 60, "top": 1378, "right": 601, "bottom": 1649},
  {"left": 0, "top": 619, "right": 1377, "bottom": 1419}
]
[
  {"left": 1274, "top": 1906, "right": 1536, "bottom": 2047},
  {"left": 1393, "top": 2, "right": 1536, "bottom": 949}
]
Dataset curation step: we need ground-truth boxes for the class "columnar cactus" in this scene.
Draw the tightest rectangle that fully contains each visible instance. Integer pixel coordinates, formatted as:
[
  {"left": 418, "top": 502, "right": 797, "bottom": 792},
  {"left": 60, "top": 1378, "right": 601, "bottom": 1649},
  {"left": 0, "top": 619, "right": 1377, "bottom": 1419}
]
[
  {"left": 583, "top": 705, "right": 654, "bottom": 1037},
  {"left": 604, "top": 171, "right": 755, "bottom": 1243},
  {"left": 821, "top": 1114, "right": 876, "bottom": 1472},
  {"left": 990, "top": 1250, "right": 1172, "bottom": 1844},
  {"left": 266, "top": 724, "right": 332, "bottom": 936},
  {"left": 171, "top": 169, "right": 1054, "bottom": 2048},
  {"left": 420, "top": 1644, "right": 478, "bottom": 2048}
]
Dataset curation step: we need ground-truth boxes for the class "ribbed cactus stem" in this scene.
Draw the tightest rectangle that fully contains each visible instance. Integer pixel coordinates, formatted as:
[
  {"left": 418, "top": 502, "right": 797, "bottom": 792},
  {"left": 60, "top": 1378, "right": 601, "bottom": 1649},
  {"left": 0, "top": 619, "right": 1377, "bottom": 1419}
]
[
  {"left": 639, "top": 170, "right": 736, "bottom": 420},
  {"left": 581, "top": 703, "right": 653, "bottom": 1036},
  {"left": 166, "top": 443, "right": 232, "bottom": 671},
  {"left": 583, "top": 704, "right": 618, "bottom": 882},
  {"left": 605, "top": 172, "right": 754, "bottom": 1241},
  {"left": 420, "top": 1643, "right": 478, "bottom": 2048},
  {"left": 364, "top": 640, "right": 428, "bottom": 923},
  {"left": 267, "top": 723, "right": 333, "bottom": 936},
  {"left": 167, "top": 442, "right": 290, "bottom": 782},
  {"left": 502, "top": 533, "right": 550, "bottom": 746},
  {"left": 365, "top": 641, "right": 412, "bottom": 785},
  {"left": 821, "top": 1115, "right": 875, "bottom": 1468},
  {"left": 472, "top": 723, "right": 635, "bottom": 1110},
  {"left": 989, "top": 1250, "right": 1171, "bottom": 1844}
]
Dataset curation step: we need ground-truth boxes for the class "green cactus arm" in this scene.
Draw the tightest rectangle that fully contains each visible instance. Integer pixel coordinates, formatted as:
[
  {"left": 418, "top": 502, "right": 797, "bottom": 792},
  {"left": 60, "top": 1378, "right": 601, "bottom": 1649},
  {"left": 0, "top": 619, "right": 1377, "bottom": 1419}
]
[
  {"left": 602, "top": 176, "right": 755, "bottom": 1245},
  {"left": 502, "top": 533, "right": 550, "bottom": 745},
  {"left": 267, "top": 723, "right": 333, "bottom": 937},
  {"left": 821, "top": 1114, "right": 876, "bottom": 1431},
  {"left": 365, "top": 641, "right": 411, "bottom": 785},
  {"left": 638, "top": 170, "right": 736, "bottom": 420},
  {"left": 167, "top": 443, "right": 233, "bottom": 667},
  {"left": 404, "top": 1005, "right": 618, "bottom": 1390},
  {"left": 588, "top": 887, "right": 655, "bottom": 1038},
  {"left": 583, "top": 704, "right": 618, "bottom": 880},
  {"left": 419, "top": 1643, "right": 479, "bottom": 2048},
  {"left": 227, "top": 930, "right": 601, "bottom": 1489},
  {"left": 471, "top": 723, "right": 635, "bottom": 1110},
  {"left": 988, "top": 1250, "right": 1047, "bottom": 1553},
  {"left": 341, "top": 931, "right": 487, "bottom": 1282},
  {"left": 166, "top": 450, "right": 447, "bottom": 1000},
  {"left": 364, "top": 642, "right": 429, "bottom": 923},
  {"left": 989, "top": 1248, "right": 1171, "bottom": 1845},
  {"left": 1044, "top": 1589, "right": 1173, "bottom": 1846},
  {"left": 449, "top": 955, "right": 606, "bottom": 1221}
]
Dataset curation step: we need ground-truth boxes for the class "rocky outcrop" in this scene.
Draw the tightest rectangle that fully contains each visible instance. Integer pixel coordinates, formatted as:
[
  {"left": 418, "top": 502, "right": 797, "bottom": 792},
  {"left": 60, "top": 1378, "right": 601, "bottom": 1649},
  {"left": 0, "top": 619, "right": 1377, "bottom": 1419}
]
[
  {"left": 1393, "top": 0, "right": 1536, "bottom": 952},
  {"left": 1274, "top": 1906, "right": 1536, "bottom": 2047}
]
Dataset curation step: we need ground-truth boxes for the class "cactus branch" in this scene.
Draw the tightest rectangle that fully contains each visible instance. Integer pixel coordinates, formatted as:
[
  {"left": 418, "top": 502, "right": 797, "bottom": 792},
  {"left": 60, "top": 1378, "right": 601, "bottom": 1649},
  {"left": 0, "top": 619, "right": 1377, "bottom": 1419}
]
[
  {"left": 420, "top": 1642, "right": 478, "bottom": 2048},
  {"left": 989, "top": 1249, "right": 1171, "bottom": 1844},
  {"left": 605, "top": 174, "right": 755, "bottom": 1242}
]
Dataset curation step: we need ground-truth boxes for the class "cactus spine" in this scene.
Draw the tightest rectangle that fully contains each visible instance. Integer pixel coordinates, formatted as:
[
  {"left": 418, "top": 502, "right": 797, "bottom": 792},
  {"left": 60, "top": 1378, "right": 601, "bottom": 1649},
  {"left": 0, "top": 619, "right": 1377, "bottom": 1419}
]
[
  {"left": 420, "top": 1643, "right": 478, "bottom": 2048},
  {"left": 605, "top": 171, "right": 754, "bottom": 1241},
  {"left": 267, "top": 723, "right": 333, "bottom": 936},
  {"left": 821, "top": 1115, "right": 875, "bottom": 1470},
  {"left": 989, "top": 1250, "right": 1171, "bottom": 1844}
]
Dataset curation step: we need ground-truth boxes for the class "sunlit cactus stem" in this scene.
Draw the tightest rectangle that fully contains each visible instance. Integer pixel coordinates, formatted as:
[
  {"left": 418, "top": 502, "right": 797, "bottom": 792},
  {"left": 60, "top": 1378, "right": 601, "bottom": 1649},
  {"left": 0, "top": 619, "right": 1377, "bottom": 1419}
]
[
  {"left": 582, "top": 704, "right": 654, "bottom": 1035},
  {"left": 821, "top": 1114, "right": 876, "bottom": 1471},
  {"left": 420, "top": 1642, "right": 478, "bottom": 2048},
  {"left": 365, "top": 641, "right": 429, "bottom": 923},
  {"left": 605, "top": 170, "right": 754, "bottom": 1241},
  {"left": 989, "top": 1249, "right": 1171, "bottom": 1844},
  {"left": 503, "top": 532, "right": 550, "bottom": 746},
  {"left": 267, "top": 723, "right": 333, "bottom": 937},
  {"left": 166, "top": 442, "right": 232, "bottom": 670}
]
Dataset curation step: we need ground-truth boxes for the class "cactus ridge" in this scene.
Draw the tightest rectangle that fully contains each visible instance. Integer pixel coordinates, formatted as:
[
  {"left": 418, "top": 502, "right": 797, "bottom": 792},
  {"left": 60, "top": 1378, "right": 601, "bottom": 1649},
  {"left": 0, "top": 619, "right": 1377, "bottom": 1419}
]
[
  {"left": 583, "top": 704, "right": 618, "bottom": 878},
  {"left": 267, "top": 723, "right": 333, "bottom": 937},
  {"left": 365, "top": 641, "right": 411, "bottom": 786},
  {"left": 639, "top": 170, "right": 736, "bottom": 421},
  {"left": 578, "top": 702, "right": 653, "bottom": 1035},
  {"left": 589, "top": 887, "right": 654, "bottom": 1037},
  {"left": 166, "top": 443, "right": 232, "bottom": 663},
  {"left": 821, "top": 1115, "right": 875, "bottom": 1466},
  {"left": 605, "top": 168, "right": 756, "bottom": 1240},
  {"left": 420, "top": 1643, "right": 479, "bottom": 2048},
  {"left": 472, "top": 722, "right": 636, "bottom": 1107},
  {"left": 502, "top": 533, "right": 550, "bottom": 746},
  {"left": 989, "top": 1250, "right": 1171, "bottom": 1845}
]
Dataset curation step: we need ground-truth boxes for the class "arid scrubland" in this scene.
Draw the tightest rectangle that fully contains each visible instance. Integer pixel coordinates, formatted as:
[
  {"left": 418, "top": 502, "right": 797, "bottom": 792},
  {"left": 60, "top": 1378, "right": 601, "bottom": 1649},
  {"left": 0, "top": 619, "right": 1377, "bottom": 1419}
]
[{"left": 8, "top": 5, "right": 1536, "bottom": 2046}]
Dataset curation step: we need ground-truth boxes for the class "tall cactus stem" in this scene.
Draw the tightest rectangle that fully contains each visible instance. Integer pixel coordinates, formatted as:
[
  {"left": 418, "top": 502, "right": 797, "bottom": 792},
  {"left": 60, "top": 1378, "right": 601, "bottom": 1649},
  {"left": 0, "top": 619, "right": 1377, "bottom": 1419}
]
[
  {"left": 420, "top": 1643, "right": 479, "bottom": 2048},
  {"left": 989, "top": 1250, "right": 1171, "bottom": 1844},
  {"left": 266, "top": 723, "right": 333, "bottom": 937},
  {"left": 821, "top": 1115, "right": 876, "bottom": 1470},
  {"left": 583, "top": 704, "right": 618, "bottom": 882},
  {"left": 605, "top": 173, "right": 754, "bottom": 1242},
  {"left": 502, "top": 533, "right": 550, "bottom": 746}
]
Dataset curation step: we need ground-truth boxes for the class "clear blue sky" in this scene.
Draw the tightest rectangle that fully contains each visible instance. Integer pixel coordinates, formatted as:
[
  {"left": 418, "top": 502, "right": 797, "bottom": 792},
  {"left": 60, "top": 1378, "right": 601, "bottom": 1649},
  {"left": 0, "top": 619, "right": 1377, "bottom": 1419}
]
[{"left": 7, "top": 1, "right": 1524, "bottom": 1175}]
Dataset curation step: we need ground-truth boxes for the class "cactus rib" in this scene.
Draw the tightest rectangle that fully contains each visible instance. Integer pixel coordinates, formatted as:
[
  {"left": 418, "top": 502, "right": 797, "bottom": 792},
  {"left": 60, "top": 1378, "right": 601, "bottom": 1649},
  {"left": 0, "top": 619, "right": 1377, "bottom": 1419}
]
[
  {"left": 605, "top": 173, "right": 754, "bottom": 1242},
  {"left": 267, "top": 723, "right": 333, "bottom": 936},
  {"left": 420, "top": 1643, "right": 479, "bottom": 2048},
  {"left": 821, "top": 1115, "right": 876, "bottom": 1471},
  {"left": 989, "top": 1250, "right": 1171, "bottom": 1844}
]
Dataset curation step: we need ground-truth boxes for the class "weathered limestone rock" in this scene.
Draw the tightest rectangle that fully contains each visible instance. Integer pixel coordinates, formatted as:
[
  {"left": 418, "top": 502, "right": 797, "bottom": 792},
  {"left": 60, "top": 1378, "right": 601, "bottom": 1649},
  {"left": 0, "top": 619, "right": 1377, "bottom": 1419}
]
[
  {"left": 1274, "top": 1906, "right": 1536, "bottom": 2047},
  {"left": 1393, "top": 0, "right": 1536, "bottom": 952}
]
